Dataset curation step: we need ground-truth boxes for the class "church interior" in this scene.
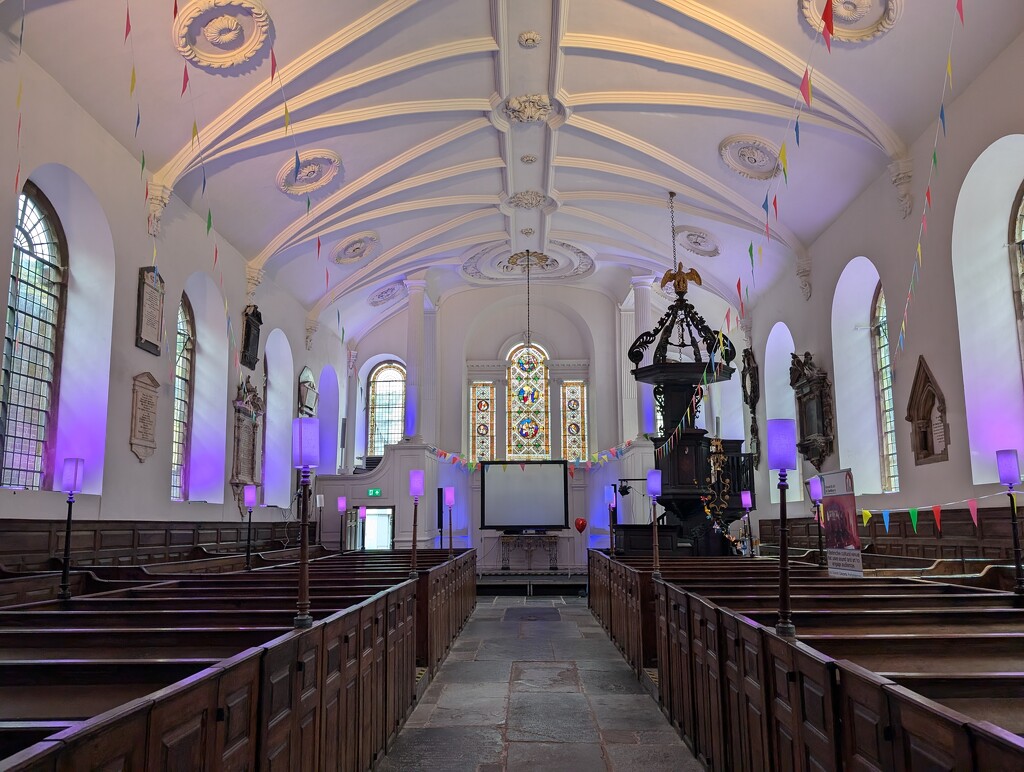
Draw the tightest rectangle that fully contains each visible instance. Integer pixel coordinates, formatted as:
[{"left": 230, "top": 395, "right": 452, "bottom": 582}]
[{"left": 1, "top": 1, "right": 1024, "bottom": 769}]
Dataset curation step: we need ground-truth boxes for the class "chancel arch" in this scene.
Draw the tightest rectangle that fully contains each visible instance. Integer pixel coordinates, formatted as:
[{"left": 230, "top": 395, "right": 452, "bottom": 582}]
[{"left": 952, "top": 134, "right": 1024, "bottom": 482}]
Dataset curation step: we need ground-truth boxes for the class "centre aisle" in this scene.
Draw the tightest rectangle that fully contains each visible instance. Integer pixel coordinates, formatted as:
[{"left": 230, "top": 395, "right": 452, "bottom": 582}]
[{"left": 377, "top": 596, "right": 701, "bottom": 772}]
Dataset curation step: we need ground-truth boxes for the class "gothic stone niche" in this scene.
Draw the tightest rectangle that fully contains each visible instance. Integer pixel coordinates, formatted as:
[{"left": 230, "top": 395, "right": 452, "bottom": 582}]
[
  {"left": 905, "top": 355, "right": 949, "bottom": 465},
  {"left": 230, "top": 376, "right": 265, "bottom": 517},
  {"left": 789, "top": 351, "right": 835, "bottom": 471}
]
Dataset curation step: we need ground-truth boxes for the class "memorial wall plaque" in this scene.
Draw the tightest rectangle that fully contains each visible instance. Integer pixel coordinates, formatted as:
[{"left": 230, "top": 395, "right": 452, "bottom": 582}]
[
  {"left": 230, "top": 376, "right": 265, "bottom": 517},
  {"left": 135, "top": 267, "right": 165, "bottom": 356},
  {"left": 130, "top": 372, "right": 160, "bottom": 462}
]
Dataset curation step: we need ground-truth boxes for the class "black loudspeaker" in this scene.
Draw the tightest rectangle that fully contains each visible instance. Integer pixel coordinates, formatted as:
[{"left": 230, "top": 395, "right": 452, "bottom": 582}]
[{"left": 436, "top": 488, "right": 444, "bottom": 531}]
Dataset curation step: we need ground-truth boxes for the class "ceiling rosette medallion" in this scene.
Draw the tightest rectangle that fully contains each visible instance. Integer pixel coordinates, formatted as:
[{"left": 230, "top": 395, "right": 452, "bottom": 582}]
[
  {"left": 368, "top": 282, "right": 408, "bottom": 308},
  {"left": 507, "top": 190, "right": 549, "bottom": 209},
  {"left": 459, "top": 241, "right": 594, "bottom": 284},
  {"left": 503, "top": 94, "right": 552, "bottom": 123},
  {"left": 276, "top": 150, "right": 341, "bottom": 197},
  {"left": 800, "top": 0, "right": 903, "bottom": 44},
  {"left": 518, "top": 31, "right": 542, "bottom": 48},
  {"left": 674, "top": 226, "right": 721, "bottom": 258},
  {"left": 332, "top": 232, "right": 379, "bottom": 265},
  {"left": 173, "top": 0, "right": 272, "bottom": 71},
  {"left": 719, "top": 135, "right": 781, "bottom": 181}
]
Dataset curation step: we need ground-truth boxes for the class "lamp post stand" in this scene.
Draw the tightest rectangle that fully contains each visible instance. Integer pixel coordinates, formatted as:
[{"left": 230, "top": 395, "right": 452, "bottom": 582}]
[
  {"left": 244, "top": 504, "right": 254, "bottom": 571},
  {"left": 410, "top": 496, "right": 419, "bottom": 579},
  {"left": 651, "top": 499, "right": 661, "bottom": 579},
  {"left": 294, "top": 468, "right": 313, "bottom": 628},
  {"left": 447, "top": 503, "right": 454, "bottom": 559},
  {"left": 776, "top": 470, "right": 795, "bottom": 637},
  {"left": 57, "top": 492, "right": 75, "bottom": 601},
  {"left": 1007, "top": 486, "right": 1024, "bottom": 595},
  {"left": 815, "top": 502, "right": 826, "bottom": 567}
]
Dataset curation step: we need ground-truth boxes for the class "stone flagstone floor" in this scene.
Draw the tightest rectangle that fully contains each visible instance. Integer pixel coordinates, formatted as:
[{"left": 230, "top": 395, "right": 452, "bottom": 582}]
[{"left": 376, "top": 596, "right": 703, "bottom": 772}]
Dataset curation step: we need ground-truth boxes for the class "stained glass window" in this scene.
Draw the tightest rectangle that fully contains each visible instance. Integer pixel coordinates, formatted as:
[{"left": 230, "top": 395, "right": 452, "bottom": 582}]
[
  {"left": 872, "top": 284, "right": 899, "bottom": 493},
  {"left": 368, "top": 361, "right": 405, "bottom": 456},
  {"left": 171, "top": 295, "right": 196, "bottom": 501},
  {"left": 560, "top": 381, "right": 588, "bottom": 461},
  {"left": 507, "top": 344, "right": 549, "bottom": 460},
  {"left": 1, "top": 184, "right": 67, "bottom": 489},
  {"left": 470, "top": 381, "right": 494, "bottom": 460}
]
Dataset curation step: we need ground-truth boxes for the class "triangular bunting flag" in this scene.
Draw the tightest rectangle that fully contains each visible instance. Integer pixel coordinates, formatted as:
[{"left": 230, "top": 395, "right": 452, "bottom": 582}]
[
  {"left": 968, "top": 498, "right": 978, "bottom": 526},
  {"left": 947, "top": 54, "right": 953, "bottom": 92},
  {"left": 725, "top": 308, "right": 731, "bottom": 331},
  {"left": 567, "top": 465, "right": 574, "bottom": 479},
  {"left": 772, "top": 194, "right": 778, "bottom": 219},
  {"left": 794, "top": 117, "right": 801, "bottom": 146},
  {"left": 956, "top": 0, "right": 964, "bottom": 25},
  {"left": 932, "top": 504, "right": 942, "bottom": 531},
  {"left": 921, "top": 213, "right": 927, "bottom": 235},
  {"left": 748, "top": 241, "right": 754, "bottom": 265},
  {"left": 821, "top": 0, "right": 834, "bottom": 53},
  {"left": 925, "top": 186, "right": 932, "bottom": 209},
  {"left": 206, "top": 208, "right": 212, "bottom": 235},
  {"left": 316, "top": 237, "right": 321, "bottom": 260},
  {"left": 909, "top": 507, "right": 919, "bottom": 533},
  {"left": 932, "top": 148, "right": 938, "bottom": 169},
  {"left": 181, "top": 64, "right": 189, "bottom": 96},
  {"left": 140, "top": 151, "right": 146, "bottom": 177},
  {"left": 135, "top": 105, "right": 141, "bottom": 136},
  {"left": 861, "top": 509, "right": 872, "bottom": 526},
  {"left": 191, "top": 119, "right": 199, "bottom": 146},
  {"left": 610, "top": 447, "right": 618, "bottom": 458},
  {"left": 16, "top": 80, "right": 22, "bottom": 110},
  {"left": 130, "top": 66, "right": 136, "bottom": 97},
  {"left": 882, "top": 510, "right": 890, "bottom": 533},
  {"left": 761, "top": 194, "right": 769, "bottom": 219},
  {"left": 939, "top": 104, "right": 946, "bottom": 136},
  {"left": 306, "top": 196, "right": 311, "bottom": 215},
  {"left": 213, "top": 244, "right": 218, "bottom": 267},
  {"left": 270, "top": 48, "right": 277, "bottom": 82},
  {"left": 125, "top": 8, "right": 132, "bottom": 41},
  {"left": 779, "top": 142, "right": 788, "bottom": 183},
  {"left": 284, "top": 103, "right": 291, "bottom": 131},
  {"left": 916, "top": 242, "right": 922, "bottom": 265},
  {"left": 173, "top": 0, "right": 179, "bottom": 20},
  {"left": 201, "top": 166, "right": 207, "bottom": 196},
  {"left": 293, "top": 151, "right": 300, "bottom": 181},
  {"left": 519, "top": 463, "right": 526, "bottom": 471},
  {"left": 799, "top": 68, "right": 812, "bottom": 107},
  {"left": 325, "top": 268, "right": 329, "bottom": 292}
]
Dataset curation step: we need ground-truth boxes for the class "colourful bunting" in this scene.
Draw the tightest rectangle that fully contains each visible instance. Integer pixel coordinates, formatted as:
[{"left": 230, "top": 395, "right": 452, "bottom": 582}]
[
  {"left": 861, "top": 509, "right": 872, "bottom": 526},
  {"left": 799, "top": 68, "right": 812, "bottom": 107},
  {"left": 925, "top": 186, "right": 932, "bottom": 209},
  {"left": 932, "top": 148, "right": 938, "bottom": 169},
  {"left": 968, "top": 498, "right": 978, "bottom": 526},
  {"left": 284, "top": 103, "right": 291, "bottom": 131},
  {"left": 761, "top": 193, "right": 770, "bottom": 219},
  {"left": 135, "top": 106, "right": 141, "bottom": 136},
  {"left": 772, "top": 195, "right": 778, "bottom": 220},
  {"left": 16, "top": 80, "right": 22, "bottom": 110},
  {"left": 946, "top": 54, "right": 953, "bottom": 91},
  {"left": 758, "top": 245, "right": 763, "bottom": 265},
  {"left": 206, "top": 208, "right": 212, "bottom": 235},
  {"left": 519, "top": 463, "right": 526, "bottom": 471},
  {"left": 325, "top": 268, "right": 329, "bottom": 292},
  {"left": 201, "top": 166, "right": 207, "bottom": 196},
  {"left": 316, "top": 237, "right": 321, "bottom": 260},
  {"left": 932, "top": 504, "right": 942, "bottom": 531},
  {"left": 270, "top": 48, "right": 277, "bottom": 82},
  {"left": 140, "top": 151, "right": 146, "bottom": 177},
  {"left": 939, "top": 104, "right": 946, "bottom": 136},
  {"left": 921, "top": 212, "right": 927, "bottom": 235},
  {"left": 191, "top": 119, "right": 198, "bottom": 146},
  {"left": 882, "top": 510, "right": 890, "bottom": 532},
  {"left": 821, "top": 0, "right": 834, "bottom": 53},
  {"left": 567, "top": 466, "right": 574, "bottom": 479},
  {"left": 956, "top": 0, "right": 964, "bottom": 25},
  {"left": 173, "top": 0, "right": 178, "bottom": 20},
  {"left": 794, "top": 117, "right": 801, "bottom": 146},
  {"left": 130, "top": 66, "right": 136, "bottom": 97},
  {"left": 916, "top": 242, "right": 922, "bottom": 265},
  {"left": 181, "top": 64, "right": 189, "bottom": 96},
  {"left": 779, "top": 142, "right": 788, "bottom": 183},
  {"left": 293, "top": 150, "right": 300, "bottom": 182},
  {"left": 125, "top": 7, "right": 132, "bottom": 42},
  {"left": 909, "top": 507, "right": 919, "bottom": 532}
]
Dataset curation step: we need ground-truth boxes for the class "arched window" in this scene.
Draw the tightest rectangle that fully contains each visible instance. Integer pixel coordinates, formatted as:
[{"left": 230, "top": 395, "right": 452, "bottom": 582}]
[
  {"left": 171, "top": 294, "right": 196, "bottom": 501},
  {"left": 507, "top": 344, "right": 549, "bottom": 460},
  {"left": 1, "top": 184, "right": 68, "bottom": 489},
  {"left": 367, "top": 361, "right": 405, "bottom": 456},
  {"left": 560, "top": 380, "right": 588, "bottom": 461},
  {"left": 1010, "top": 180, "right": 1024, "bottom": 369},
  {"left": 469, "top": 381, "right": 495, "bottom": 461},
  {"left": 871, "top": 285, "right": 899, "bottom": 492}
]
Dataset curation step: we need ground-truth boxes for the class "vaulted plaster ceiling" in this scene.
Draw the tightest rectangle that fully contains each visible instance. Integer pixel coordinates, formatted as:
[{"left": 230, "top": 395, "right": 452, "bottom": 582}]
[{"left": 6, "top": 0, "right": 1024, "bottom": 340}]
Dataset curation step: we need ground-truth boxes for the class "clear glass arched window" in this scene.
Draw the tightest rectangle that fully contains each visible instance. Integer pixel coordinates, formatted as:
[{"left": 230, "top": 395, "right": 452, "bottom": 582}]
[
  {"left": 367, "top": 362, "right": 405, "bottom": 456},
  {"left": 507, "top": 344, "right": 550, "bottom": 460},
  {"left": 1, "top": 184, "right": 67, "bottom": 489},
  {"left": 871, "top": 284, "right": 899, "bottom": 492},
  {"left": 171, "top": 295, "right": 196, "bottom": 500},
  {"left": 1011, "top": 181, "right": 1024, "bottom": 369}
]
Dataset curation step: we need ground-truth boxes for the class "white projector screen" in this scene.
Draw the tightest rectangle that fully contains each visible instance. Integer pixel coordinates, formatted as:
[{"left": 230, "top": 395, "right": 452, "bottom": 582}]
[{"left": 480, "top": 461, "right": 569, "bottom": 530}]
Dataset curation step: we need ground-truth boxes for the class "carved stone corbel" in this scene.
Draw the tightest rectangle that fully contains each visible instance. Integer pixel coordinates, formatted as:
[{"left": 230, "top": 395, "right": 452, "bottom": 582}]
[
  {"left": 796, "top": 253, "right": 812, "bottom": 300},
  {"left": 888, "top": 158, "right": 914, "bottom": 219},
  {"left": 305, "top": 320, "right": 319, "bottom": 352},
  {"left": 346, "top": 349, "right": 358, "bottom": 376},
  {"left": 147, "top": 184, "right": 172, "bottom": 237},
  {"left": 245, "top": 265, "right": 264, "bottom": 303}
]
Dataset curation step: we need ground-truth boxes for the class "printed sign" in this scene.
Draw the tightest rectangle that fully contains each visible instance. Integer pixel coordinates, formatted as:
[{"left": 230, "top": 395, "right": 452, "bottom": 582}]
[{"left": 820, "top": 469, "right": 863, "bottom": 578}]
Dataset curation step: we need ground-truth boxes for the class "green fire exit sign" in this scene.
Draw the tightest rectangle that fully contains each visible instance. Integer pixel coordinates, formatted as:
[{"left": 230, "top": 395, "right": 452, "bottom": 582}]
[{"left": 367, "top": 488, "right": 382, "bottom": 497}]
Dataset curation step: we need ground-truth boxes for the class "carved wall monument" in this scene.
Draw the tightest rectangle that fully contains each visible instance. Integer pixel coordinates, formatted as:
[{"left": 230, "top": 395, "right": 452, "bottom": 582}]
[
  {"left": 906, "top": 355, "right": 949, "bottom": 465},
  {"left": 789, "top": 351, "right": 835, "bottom": 471},
  {"left": 230, "top": 376, "right": 265, "bottom": 516},
  {"left": 135, "top": 267, "right": 165, "bottom": 356},
  {"left": 240, "top": 304, "right": 262, "bottom": 370},
  {"left": 740, "top": 347, "right": 761, "bottom": 469},
  {"left": 130, "top": 372, "right": 160, "bottom": 462}
]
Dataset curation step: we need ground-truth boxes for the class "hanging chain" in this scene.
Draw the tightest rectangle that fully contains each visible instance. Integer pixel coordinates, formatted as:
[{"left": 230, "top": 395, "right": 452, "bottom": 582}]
[
  {"left": 525, "top": 249, "right": 532, "bottom": 349},
  {"left": 668, "top": 191, "right": 678, "bottom": 268}
]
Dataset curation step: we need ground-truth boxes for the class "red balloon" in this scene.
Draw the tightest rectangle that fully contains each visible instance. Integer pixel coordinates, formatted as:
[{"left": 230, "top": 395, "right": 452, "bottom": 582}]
[{"left": 574, "top": 517, "right": 588, "bottom": 533}]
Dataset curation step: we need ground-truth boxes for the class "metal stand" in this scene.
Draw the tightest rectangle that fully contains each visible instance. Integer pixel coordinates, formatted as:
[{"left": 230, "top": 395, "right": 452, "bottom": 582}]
[
  {"left": 410, "top": 496, "right": 419, "bottom": 578},
  {"left": 776, "top": 470, "right": 795, "bottom": 637},
  {"left": 815, "top": 502, "right": 826, "bottom": 567},
  {"left": 244, "top": 505, "right": 254, "bottom": 571},
  {"left": 609, "top": 504, "right": 617, "bottom": 556},
  {"left": 294, "top": 468, "right": 312, "bottom": 628},
  {"left": 651, "top": 498, "right": 661, "bottom": 579},
  {"left": 447, "top": 503, "right": 454, "bottom": 559},
  {"left": 1008, "top": 487, "right": 1024, "bottom": 595},
  {"left": 57, "top": 493, "right": 75, "bottom": 601}
]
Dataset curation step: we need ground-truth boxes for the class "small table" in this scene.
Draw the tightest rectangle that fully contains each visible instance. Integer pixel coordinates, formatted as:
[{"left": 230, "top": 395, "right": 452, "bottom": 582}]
[{"left": 500, "top": 534, "right": 558, "bottom": 571}]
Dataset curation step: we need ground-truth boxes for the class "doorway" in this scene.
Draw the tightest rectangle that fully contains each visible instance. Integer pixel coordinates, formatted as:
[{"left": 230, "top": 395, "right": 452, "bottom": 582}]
[{"left": 364, "top": 507, "right": 394, "bottom": 550}]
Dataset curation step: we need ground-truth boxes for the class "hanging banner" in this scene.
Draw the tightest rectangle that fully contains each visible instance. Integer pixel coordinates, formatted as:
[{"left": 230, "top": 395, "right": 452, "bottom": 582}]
[{"left": 821, "top": 468, "right": 863, "bottom": 578}]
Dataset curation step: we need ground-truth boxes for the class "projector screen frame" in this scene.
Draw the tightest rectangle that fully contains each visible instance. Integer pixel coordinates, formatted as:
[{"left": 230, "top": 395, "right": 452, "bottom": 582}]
[{"left": 479, "top": 459, "right": 570, "bottom": 531}]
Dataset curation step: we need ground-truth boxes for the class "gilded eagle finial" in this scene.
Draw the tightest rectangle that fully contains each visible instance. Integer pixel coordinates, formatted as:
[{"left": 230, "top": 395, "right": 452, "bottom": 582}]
[{"left": 659, "top": 263, "right": 702, "bottom": 295}]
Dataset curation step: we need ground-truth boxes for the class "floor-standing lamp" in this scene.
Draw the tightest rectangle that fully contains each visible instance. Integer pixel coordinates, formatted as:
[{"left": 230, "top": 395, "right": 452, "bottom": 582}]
[
  {"left": 358, "top": 506, "right": 367, "bottom": 551},
  {"left": 996, "top": 449, "right": 1024, "bottom": 595},
  {"left": 767, "top": 418, "right": 797, "bottom": 637},
  {"left": 243, "top": 484, "right": 257, "bottom": 571},
  {"left": 740, "top": 490, "right": 753, "bottom": 557},
  {"left": 808, "top": 475, "right": 826, "bottom": 567},
  {"left": 315, "top": 494, "right": 324, "bottom": 545},
  {"left": 292, "top": 417, "right": 319, "bottom": 629},
  {"left": 58, "top": 458, "right": 84, "bottom": 601},
  {"left": 337, "top": 496, "right": 347, "bottom": 551},
  {"left": 444, "top": 486, "right": 455, "bottom": 559},
  {"left": 647, "top": 469, "right": 662, "bottom": 578},
  {"left": 409, "top": 469, "right": 424, "bottom": 578},
  {"left": 606, "top": 484, "right": 617, "bottom": 555}
]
